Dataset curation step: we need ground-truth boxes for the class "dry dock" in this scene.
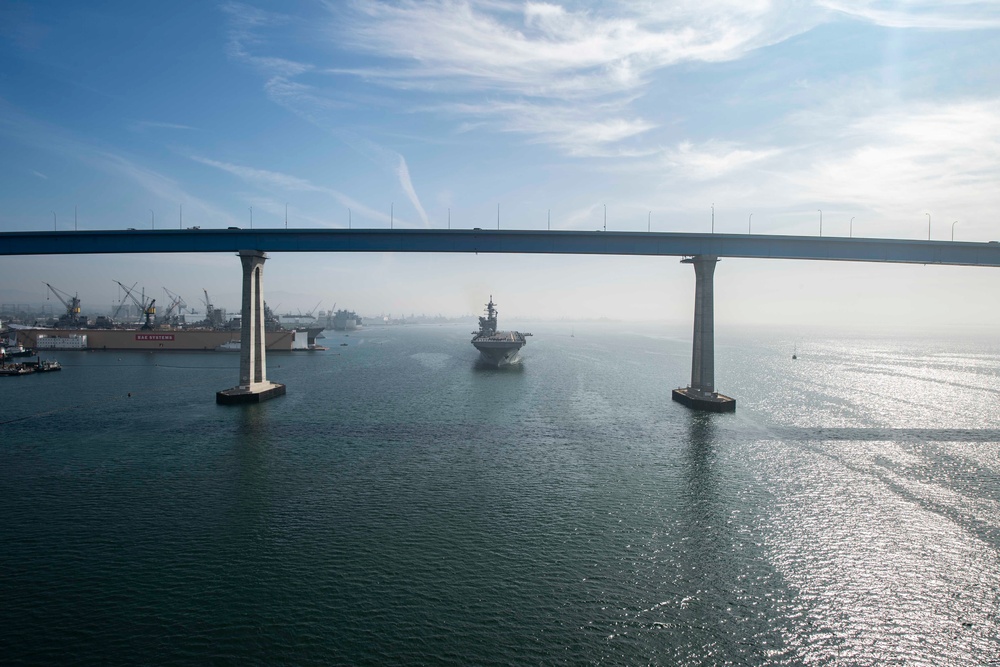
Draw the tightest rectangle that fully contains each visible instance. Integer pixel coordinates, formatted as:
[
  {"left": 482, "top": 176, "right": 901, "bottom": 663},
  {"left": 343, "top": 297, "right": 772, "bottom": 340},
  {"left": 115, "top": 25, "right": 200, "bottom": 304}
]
[{"left": 13, "top": 328, "right": 302, "bottom": 352}]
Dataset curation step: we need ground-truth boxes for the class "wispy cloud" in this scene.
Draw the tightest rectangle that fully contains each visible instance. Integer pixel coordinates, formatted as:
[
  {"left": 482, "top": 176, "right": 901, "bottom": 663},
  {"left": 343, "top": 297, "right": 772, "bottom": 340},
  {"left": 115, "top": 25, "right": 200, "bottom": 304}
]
[
  {"left": 661, "top": 140, "right": 783, "bottom": 181},
  {"left": 30, "top": 169, "right": 47, "bottom": 180},
  {"left": 790, "top": 101, "right": 1000, "bottom": 216},
  {"left": 222, "top": 2, "right": 312, "bottom": 79},
  {"left": 223, "top": 0, "right": 1000, "bottom": 161},
  {"left": 395, "top": 155, "right": 429, "bottom": 227},
  {"left": 819, "top": 1, "right": 1000, "bottom": 30},
  {"left": 88, "top": 151, "right": 236, "bottom": 226},
  {"left": 129, "top": 120, "right": 198, "bottom": 133},
  {"left": 189, "top": 154, "right": 398, "bottom": 226},
  {"left": 218, "top": 0, "right": 1000, "bottom": 234},
  {"left": 335, "top": 1, "right": 817, "bottom": 98},
  {"left": 223, "top": 1, "right": 825, "bottom": 156},
  {"left": 0, "top": 102, "right": 231, "bottom": 226},
  {"left": 440, "top": 98, "right": 656, "bottom": 156},
  {"left": 629, "top": 99, "right": 1000, "bottom": 237},
  {"left": 221, "top": 4, "right": 431, "bottom": 224},
  {"left": 190, "top": 155, "right": 324, "bottom": 192}
]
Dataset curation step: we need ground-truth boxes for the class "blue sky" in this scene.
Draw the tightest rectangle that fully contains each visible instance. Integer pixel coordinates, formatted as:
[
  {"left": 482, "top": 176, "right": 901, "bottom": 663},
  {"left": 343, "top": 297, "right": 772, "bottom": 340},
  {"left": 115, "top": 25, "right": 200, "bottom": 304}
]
[{"left": 2, "top": 1, "right": 1000, "bottom": 327}]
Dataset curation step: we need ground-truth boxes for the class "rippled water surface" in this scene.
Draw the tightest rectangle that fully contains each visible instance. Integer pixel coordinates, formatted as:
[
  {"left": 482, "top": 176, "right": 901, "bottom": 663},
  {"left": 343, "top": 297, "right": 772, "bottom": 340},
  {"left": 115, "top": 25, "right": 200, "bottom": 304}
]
[{"left": 1, "top": 323, "right": 998, "bottom": 665}]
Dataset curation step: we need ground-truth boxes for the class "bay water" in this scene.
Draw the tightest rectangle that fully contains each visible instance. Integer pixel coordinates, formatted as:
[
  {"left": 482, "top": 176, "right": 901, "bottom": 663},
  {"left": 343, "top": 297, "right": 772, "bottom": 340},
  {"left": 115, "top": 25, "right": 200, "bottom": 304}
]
[{"left": 2, "top": 323, "right": 998, "bottom": 665}]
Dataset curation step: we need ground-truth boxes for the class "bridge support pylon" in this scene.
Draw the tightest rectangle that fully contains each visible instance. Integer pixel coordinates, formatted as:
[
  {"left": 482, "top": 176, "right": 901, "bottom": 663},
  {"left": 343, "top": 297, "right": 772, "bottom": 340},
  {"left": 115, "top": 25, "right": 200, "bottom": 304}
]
[
  {"left": 217, "top": 250, "right": 286, "bottom": 405},
  {"left": 672, "top": 255, "right": 735, "bottom": 413}
]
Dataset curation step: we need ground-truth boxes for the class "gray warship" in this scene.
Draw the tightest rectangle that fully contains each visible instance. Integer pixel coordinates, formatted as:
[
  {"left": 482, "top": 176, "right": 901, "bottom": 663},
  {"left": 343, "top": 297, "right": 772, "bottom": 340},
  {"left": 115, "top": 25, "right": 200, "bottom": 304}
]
[{"left": 471, "top": 296, "right": 530, "bottom": 366}]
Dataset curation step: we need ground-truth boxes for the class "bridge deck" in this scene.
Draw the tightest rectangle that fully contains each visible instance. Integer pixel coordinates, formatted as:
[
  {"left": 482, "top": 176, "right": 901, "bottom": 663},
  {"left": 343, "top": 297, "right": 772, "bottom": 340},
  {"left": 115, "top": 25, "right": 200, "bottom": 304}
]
[{"left": 2, "top": 229, "right": 999, "bottom": 267}]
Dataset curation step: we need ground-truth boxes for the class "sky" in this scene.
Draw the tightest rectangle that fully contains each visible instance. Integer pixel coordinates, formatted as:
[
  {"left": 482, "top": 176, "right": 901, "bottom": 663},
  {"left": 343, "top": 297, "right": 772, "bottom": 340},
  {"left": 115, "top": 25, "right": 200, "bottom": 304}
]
[{"left": 2, "top": 0, "right": 1000, "bottom": 330}]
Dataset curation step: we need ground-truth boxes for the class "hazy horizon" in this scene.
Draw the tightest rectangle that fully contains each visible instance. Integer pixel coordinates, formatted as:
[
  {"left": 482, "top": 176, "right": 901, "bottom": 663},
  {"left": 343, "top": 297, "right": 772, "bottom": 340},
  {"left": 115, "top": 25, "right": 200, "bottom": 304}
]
[{"left": 3, "top": 2, "right": 1000, "bottom": 330}]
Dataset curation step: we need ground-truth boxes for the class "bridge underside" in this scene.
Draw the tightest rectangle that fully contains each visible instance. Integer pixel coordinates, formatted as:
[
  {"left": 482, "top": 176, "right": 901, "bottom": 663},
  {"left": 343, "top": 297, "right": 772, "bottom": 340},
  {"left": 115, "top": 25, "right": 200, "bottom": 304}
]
[
  {"left": 3, "top": 229, "right": 999, "bottom": 267},
  {"left": 9, "top": 229, "right": 995, "bottom": 411}
]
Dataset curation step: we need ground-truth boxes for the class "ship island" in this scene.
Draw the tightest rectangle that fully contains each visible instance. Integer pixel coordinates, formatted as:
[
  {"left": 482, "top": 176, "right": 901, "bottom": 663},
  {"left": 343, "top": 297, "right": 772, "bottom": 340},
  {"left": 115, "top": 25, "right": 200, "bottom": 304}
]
[{"left": 471, "top": 296, "right": 531, "bottom": 367}]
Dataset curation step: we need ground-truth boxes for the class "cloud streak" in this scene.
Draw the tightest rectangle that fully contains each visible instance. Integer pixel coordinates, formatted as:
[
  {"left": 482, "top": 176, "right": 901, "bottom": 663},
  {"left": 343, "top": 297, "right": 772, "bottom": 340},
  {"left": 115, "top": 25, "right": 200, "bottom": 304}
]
[
  {"left": 189, "top": 154, "right": 399, "bottom": 226},
  {"left": 819, "top": 1, "right": 1000, "bottom": 30},
  {"left": 129, "top": 120, "right": 198, "bottom": 133},
  {"left": 395, "top": 155, "right": 429, "bottom": 227},
  {"left": 221, "top": 1, "right": 825, "bottom": 156},
  {"left": 336, "top": 1, "right": 817, "bottom": 98},
  {"left": 217, "top": 0, "right": 1000, "bottom": 238},
  {"left": 0, "top": 102, "right": 232, "bottom": 227}
]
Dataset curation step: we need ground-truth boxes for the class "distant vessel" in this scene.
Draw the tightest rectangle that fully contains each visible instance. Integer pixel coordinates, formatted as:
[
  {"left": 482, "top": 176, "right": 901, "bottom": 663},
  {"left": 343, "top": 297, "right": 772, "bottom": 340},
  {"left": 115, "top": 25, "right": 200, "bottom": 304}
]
[
  {"left": 331, "top": 309, "right": 362, "bottom": 331},
  {"left": 471, "top": 296, "right": 530, "bottom": 367},
  {"left": 0, "top": 339, "right": 33, "bottom": 358}
]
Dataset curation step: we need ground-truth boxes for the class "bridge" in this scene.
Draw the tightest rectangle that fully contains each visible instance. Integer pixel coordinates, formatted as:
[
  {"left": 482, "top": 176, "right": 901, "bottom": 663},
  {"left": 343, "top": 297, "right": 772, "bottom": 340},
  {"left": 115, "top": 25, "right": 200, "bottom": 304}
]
[{"left": 4, "top": 229, "right": 999, "bottom": 409}]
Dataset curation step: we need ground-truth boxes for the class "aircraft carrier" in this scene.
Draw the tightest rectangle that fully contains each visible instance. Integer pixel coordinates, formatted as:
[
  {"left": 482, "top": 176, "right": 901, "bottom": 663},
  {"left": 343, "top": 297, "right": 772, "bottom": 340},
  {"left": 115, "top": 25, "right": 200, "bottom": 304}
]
[{"left": 471, "top": 296, "right": 530, "bottom": 366}]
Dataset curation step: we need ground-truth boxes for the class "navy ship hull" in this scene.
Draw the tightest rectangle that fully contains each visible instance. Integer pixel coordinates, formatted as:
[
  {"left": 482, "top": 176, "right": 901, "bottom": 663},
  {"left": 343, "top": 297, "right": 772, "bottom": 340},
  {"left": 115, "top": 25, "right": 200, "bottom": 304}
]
[
  {"left": 472, "top": 333, "right": 526, "bottom": 366},
  {"left": 470, "top": 296, "right": 530, "bottom": 367}
]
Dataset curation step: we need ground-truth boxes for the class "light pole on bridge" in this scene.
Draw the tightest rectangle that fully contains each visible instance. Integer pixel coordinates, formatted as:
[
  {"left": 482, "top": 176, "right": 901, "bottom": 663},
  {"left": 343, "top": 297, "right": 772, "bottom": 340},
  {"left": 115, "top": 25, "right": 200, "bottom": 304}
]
[
  {"left": 150, "top": 209, "right": 154, "bottom": 230},
  {"left": 748, "top": 213, "right": 752, "bottom": 234},
  {"left": 850, "top": 216, "right": 855, "bottom": 238},
  {"left": 926, "top": 213, "right": 931, "bottom": 240},
  {"left": 711, "top": 203, "right": 714, "bottom": 234},
  {"left": 249, "top": 206, "right": 253, "bottom": 230},
  {"left": 952, "top": 220, "right": 959, "bottom": 241},
  {"left": 818, "top": 209, "right": 822, "bottom": 237},
  {"left": 52, "top": 211, "right": 56, "bottom": 231},
  {"left": 603, "top": 203, "right": 606, "bottom": 232}
]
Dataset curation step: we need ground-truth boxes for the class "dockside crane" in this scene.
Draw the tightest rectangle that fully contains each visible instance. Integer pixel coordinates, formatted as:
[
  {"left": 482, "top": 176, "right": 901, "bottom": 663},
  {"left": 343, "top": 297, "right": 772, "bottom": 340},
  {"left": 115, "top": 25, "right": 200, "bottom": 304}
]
[
  {"left": 44, "top": 282, "right": 83, "bottom": 325},
  {"left": 201, "top": 288, "right": 223, "bottom": 328},
  {"left": 111, "top": 281, "right": 138, "bottom": 322},
  {"left": 114, "top": 280, "right": 157, "bottom": 330},
  {"left": 161, "top": 288, "right": 187, "bottom": 324}
]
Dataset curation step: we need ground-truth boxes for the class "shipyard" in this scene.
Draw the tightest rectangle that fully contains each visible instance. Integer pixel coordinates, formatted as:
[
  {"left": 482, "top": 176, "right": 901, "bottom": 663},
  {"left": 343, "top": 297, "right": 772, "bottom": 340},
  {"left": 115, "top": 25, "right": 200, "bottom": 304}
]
[{"left": 2, "top": 283, "right": 326, "bottom": 352}]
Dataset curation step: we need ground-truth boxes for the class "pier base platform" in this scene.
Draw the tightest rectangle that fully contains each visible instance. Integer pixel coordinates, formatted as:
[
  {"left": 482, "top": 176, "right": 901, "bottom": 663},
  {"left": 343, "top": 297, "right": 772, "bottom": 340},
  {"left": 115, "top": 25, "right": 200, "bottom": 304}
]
[
  {"left": 216, "top": 382, "right": 286, "bottom": 405},
  {"left": 672, "top": 387, "right": 736, "bottom": 413}
]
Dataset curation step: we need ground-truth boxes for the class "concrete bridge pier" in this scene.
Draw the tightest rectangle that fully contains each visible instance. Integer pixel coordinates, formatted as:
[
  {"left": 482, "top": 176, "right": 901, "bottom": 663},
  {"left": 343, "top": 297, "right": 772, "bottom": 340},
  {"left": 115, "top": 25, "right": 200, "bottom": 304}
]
[
  {"left": 217, "top": 250, "right": 286, "bottom": 404},
  {"left": 672, "top": 255, "right": 736, "bottom": 413}
]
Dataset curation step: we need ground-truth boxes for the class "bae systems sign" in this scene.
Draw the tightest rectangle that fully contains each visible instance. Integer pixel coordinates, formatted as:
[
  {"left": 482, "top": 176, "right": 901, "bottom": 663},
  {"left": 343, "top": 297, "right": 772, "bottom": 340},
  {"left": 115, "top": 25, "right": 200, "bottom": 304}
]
[{"left": 135, "top": 334, "right": 175, "bottom": 341}]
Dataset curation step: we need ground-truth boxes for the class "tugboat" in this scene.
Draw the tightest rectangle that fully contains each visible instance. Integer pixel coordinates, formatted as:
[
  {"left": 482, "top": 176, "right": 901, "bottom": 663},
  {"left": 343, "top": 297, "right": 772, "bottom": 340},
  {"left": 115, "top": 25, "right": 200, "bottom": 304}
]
[
  {"left": 0, "top": 356, "right": 61, "bottom": 376},
  {"left": 471, "top": 296, "right": 530, "bottom": 367},
  {"left": 0, "top": 336, "right": 34, "bottom": 359}
]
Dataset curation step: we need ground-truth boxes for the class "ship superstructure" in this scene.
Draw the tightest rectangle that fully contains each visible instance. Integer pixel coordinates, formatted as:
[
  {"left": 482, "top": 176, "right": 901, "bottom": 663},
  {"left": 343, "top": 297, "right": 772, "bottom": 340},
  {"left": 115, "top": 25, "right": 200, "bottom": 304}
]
[
  {"left": 471, "top": 296, "right": 530, "bottom": 366},
  {"left": 330, "top": 309, "right": 362, "bottom": 331}
]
